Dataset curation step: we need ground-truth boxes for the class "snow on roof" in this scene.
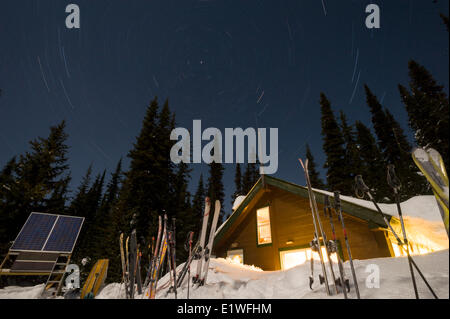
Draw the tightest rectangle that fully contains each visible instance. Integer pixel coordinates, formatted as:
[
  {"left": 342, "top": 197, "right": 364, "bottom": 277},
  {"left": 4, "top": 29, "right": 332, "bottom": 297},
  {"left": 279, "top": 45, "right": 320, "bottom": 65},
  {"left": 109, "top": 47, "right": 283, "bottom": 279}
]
[
  {"left": 312, "top": 188, "right": 443, "bottom": 223},
  {"left": 232, "top": 196, "right": 246, "bottom": 211}
]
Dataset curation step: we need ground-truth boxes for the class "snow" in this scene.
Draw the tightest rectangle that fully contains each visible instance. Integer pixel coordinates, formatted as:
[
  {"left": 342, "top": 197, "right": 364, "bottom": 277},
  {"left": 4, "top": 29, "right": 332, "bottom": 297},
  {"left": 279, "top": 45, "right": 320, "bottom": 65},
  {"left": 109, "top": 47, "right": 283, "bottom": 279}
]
[
  {"left": 1, "top": 194, "right": 448, "bottom": 300},
  {"left": 1, "top": 251, "right": 448, "bottom": 299},
  {"left": 232, "top": 196, "right": 246, "bottom": 211}
]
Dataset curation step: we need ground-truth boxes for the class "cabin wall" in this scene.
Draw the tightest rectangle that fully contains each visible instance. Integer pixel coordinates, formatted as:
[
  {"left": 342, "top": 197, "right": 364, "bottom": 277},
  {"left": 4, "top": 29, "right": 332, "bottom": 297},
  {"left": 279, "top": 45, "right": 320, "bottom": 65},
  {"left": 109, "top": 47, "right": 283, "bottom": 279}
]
[{"left": 214, "top": 187, "right": 392, "bottom": 271}]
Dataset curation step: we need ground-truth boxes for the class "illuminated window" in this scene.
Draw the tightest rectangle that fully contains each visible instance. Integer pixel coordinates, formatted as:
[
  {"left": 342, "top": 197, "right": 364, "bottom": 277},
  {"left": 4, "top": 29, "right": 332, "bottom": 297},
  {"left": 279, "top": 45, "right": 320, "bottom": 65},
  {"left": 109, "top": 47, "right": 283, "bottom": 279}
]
[
  {"left": 227, "top": 249, "right": 244, "bottom": 264},
  {"left": 256, "top": 207, "right": 272, "bottom": 245},
  {"left": 280, "top": 247, "right": 338, "bottom": 270}
]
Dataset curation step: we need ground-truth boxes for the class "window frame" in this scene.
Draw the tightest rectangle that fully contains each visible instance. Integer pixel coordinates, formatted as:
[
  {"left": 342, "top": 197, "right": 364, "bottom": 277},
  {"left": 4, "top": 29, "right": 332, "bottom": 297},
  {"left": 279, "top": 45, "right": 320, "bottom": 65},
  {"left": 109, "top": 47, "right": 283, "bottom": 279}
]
[{"left": 255, "top": 206, "right": 273, "bottom": 247}]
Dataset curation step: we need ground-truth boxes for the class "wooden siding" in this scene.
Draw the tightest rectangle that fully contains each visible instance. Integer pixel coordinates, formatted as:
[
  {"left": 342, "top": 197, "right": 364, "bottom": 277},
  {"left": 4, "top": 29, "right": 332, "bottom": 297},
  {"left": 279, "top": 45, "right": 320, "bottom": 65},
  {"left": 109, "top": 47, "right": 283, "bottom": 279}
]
[{"left": 214, "top": 185, "right": 392, "bottom": 270}]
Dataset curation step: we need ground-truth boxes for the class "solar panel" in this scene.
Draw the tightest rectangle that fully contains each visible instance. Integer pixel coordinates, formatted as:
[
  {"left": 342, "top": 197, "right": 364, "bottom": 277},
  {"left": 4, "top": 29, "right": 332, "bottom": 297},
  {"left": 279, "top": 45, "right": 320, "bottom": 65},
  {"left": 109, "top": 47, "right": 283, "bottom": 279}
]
[
  {"left": 43, "top": 216, "right": 84, "bottom": 253},
  {"left": 10, "top": 212, "right": 84, "bottom": 253},
  {"left": 10, "top": 213, "right": 57, "bottom": 251}
]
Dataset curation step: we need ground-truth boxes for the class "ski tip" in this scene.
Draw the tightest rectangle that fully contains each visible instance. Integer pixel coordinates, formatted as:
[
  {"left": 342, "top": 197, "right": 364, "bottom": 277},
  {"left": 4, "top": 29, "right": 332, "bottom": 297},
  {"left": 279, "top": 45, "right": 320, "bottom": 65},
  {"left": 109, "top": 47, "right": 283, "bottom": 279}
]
[{"left": 412, "top": 147, "right": 429, "bottom": 162}]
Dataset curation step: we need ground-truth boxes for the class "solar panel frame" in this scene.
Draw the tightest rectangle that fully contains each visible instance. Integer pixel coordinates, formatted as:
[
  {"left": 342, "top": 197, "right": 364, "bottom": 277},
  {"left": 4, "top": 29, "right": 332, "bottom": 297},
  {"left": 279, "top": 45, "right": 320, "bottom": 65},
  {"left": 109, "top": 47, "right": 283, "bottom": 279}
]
[{"left": 10, "top": 212, "right": 84, "bottom": 254}]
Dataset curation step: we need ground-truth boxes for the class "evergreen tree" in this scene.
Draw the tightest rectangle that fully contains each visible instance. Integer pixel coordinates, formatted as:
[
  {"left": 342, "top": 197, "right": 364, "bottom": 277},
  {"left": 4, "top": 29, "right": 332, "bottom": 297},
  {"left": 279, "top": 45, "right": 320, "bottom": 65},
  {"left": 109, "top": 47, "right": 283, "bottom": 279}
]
[
  {"left": 241, "top": 150, "right": 260, "bottom": 195},
  {"left": 232, "top": 163, "right": 243, "bottom": 205},
  {"left": 98, "top": 159, "right": 123, "bottom": 283},
  {"left": 113, "top": 97, "right": 182, "bottom": 282},
  {"left": 339, "top": 111, "right": 364, "bottom": 194},
  {"left": 191, "top": 174, "right": 205, "bottom": 241},
  {"left": 172, "top": 161, "right": 192, "bottom": 263},
  {"left": 319, "top": 93, "right": 349, "bottom": 194},
  {"left": 69, "top": 165, "right": 93, "bottom": 217},
  {"left": 364, "top": 85, "right": 393, "bottom": 161},
  {"left": 365, "top": 85, "right": 428, "bottom": 199},
  {"left": 355, "top": 121, "right": 388, "bottom": 201},
  {"left": 207, "top": 161, "right": 225, "bottom": 225},
  {"left": 305, "top": 144, "right": 325, "bottom": 189},
  {"left": 398, "top": 60, "right": 449, "bottom": 169},
  {"left": 117, "top": 98, "right": 176, "bottom": 240},
  {"left": 0, "top": 121, "right": 71, "bottom": 255},
  {"left": 71, "top": 171, "right": 106, "bottom": 273},
  {"left": 0, "top": 157, "right": 18, "bottom": 255}
]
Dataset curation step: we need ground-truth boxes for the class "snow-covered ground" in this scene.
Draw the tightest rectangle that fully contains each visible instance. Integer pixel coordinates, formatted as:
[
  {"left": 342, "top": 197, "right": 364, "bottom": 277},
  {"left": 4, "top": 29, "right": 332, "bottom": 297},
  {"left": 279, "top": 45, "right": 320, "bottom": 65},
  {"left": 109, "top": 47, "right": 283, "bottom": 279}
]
[
  {"left": 1, "top": 250, "right": 448, "bottom": 299},
  {"left": 1, "top": 195, "right": 447, "bottom": 299}
]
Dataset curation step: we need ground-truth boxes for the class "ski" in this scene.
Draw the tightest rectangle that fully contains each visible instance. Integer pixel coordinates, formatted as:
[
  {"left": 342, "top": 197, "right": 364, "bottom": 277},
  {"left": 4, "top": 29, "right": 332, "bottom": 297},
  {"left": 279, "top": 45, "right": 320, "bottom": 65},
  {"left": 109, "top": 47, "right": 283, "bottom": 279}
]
[
  {"left": 197, "top": 200, "right": 221, "bottom": 286},
  {"left": 149, "top": 214, "right": 169, "bottom": 299},
  {"left": 192, "top": 197, "right": 211, "bottom": 284},
  {"left": 355, "top": 175, "right": 438, "bottom": 299},
  {"left": 167, "top": 231, "right": 177, "bottom": 298},
  {"left": 125, "top": 236, "right": 130, "bottom": 298},
  {"left": 169, "top": 217, "right": 178, "bottom": 298},
  {"left": 129, "top": 229, "right": 138, "bottom": 299},
  {"left": 298, "top": 158, "right": 331, "bottom": 296},
  {"left": 186, "top": 231, "right": 194, "bottom": 299},
  {"left": 136, "top": 247, "right": 143, "bottom": 295},
  {"left": 412, "top": 147, "right": 449, "bottom": 236},
  {"left": 144, "top": 216, "right": 162, "bottom": 290},
  {"left": 333, "top": 191, "right": 360, "bottom": 299},
  {"left": 324, "top": 195, "right": 349, "bottom": 298},
  {"left": 308, "top": 237, "right": 324, "bottom": 289},
  {"left": 119, "top": 233, "right": 129, "bottom": 299}
]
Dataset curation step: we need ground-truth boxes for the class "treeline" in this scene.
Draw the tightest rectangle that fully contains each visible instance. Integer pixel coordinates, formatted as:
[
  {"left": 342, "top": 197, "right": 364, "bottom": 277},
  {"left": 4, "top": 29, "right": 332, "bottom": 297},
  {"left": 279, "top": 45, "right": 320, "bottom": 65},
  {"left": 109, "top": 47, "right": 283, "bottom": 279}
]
[
  {"left": 0, "top": 98, "right": 228, "bottom": 283},
  {"left": 304, "top": 60, "right": 448, "bottom": 202}
]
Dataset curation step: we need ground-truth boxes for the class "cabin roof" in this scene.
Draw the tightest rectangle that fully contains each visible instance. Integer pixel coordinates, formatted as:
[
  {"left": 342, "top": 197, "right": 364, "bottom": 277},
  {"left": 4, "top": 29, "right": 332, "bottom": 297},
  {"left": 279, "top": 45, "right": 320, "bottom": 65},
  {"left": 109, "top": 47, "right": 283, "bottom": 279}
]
[{"left": 214, "top": 175, "right": 390, "bottom": 245}]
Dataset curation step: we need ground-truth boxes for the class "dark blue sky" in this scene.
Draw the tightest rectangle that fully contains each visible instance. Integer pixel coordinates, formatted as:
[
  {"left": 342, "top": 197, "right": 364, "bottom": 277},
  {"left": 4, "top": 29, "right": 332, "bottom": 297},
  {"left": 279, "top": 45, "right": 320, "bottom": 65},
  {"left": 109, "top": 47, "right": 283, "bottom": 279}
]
[{"left": 0, "top": 0, "right": 448, "bottom": 213}]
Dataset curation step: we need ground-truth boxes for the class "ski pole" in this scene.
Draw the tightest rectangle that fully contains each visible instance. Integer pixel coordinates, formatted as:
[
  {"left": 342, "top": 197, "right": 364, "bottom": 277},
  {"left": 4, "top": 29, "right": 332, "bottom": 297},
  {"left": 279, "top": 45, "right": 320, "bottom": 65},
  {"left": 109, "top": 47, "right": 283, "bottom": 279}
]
[
  {"left": 387, "top": 165, "right": 419, "bottom": 299},
  {"left": 298, "top": 158, "right": 331, "bottom": 295},
  {"left": 172, "top": 218, "right": 178, "bottom": 298},
  {"left": 325, "top": 195, "right": 348, "bottom": 299},
  {"left": 187, "top": 231, "right": 194, "bottom": 299},
  {"left": 354, "top": 175, "right": 438, "bottom": 299},
  {"left": 333, "top": 191, "right": 360, "bottom": 299}
]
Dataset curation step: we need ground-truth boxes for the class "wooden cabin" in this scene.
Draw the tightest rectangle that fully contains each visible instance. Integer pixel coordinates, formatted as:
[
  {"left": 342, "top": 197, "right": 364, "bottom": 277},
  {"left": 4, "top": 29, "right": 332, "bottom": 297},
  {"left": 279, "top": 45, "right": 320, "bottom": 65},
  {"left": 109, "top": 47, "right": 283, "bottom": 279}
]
[{"left": 213, "top": 175, "right": 397, "bottom": 271}]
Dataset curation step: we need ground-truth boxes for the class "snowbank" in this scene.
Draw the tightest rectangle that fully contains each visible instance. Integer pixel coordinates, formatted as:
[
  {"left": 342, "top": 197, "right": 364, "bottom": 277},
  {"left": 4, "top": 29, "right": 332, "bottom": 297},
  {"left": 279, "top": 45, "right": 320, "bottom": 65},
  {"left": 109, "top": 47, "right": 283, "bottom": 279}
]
[{"left": 2, "top": 250, "right": 447, "bottom": 299}]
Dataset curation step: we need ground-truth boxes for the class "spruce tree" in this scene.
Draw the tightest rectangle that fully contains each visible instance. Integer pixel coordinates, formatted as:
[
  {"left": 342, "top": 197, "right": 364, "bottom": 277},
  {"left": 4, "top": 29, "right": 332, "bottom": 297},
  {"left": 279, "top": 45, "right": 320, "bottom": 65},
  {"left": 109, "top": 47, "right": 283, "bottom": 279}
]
[
  {"left": 355, "top": 121, "right": 388, "bottom": 201},
  {"left": 319, "top": 93, "right": 349, "bottom": 194},
  {"left": 232, "top": 163, "right": 243, "bottom": 205},
  {"left": 69, "top": 165, "right": 93, "bottom": 217},
  {"left": 172, "top": 161, "right": 192, "bottom": 263},
  {"left": 241, "top": 162, "right": 259, "bottom": 195},
  {"left": 365, "top": 85, "right": 428, "bottom": 199},
  {"left": 0, "top": 157, "right": 18, "bottom": 255},
  {"left": 398, "top": 60, "right": 449, "bottom": 168},
  {"left": 191, "top": 174, "right": 205, "bottom": 241},
  {"left": 339, "top": 111, "right": 364, "bottom": 193},
  {"left": 207, "top": 161, "right": 225, "bottom": 225},
  {"left": 0, "top": 121, "right": 71, "bottom": 251},
  {"left": 71, "top": 170, "right": 106, "bottom": 277},
  {"left": 305, "top": 144, "right": 325, "bottom": 189},
  {"left": 98, "top": 159, "right": 123, "bottom": 283},
  {"left": 114, "top": 97, "right": 179, "bottom": 277}
]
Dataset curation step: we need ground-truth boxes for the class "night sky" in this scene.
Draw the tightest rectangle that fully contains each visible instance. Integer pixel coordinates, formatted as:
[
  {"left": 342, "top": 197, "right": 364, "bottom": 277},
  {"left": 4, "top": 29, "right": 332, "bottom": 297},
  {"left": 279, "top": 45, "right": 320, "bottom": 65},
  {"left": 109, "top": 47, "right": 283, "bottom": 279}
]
[{"left": 0, "top": 0, "right": 448, "bottom": 214}]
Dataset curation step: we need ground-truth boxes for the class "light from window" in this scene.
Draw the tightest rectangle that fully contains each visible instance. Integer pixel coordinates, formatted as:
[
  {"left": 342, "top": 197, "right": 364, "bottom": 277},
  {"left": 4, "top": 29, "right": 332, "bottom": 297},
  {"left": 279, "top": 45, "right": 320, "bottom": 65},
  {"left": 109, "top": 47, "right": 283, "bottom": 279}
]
[
  {"left": 257, "top": 207, "right": 272, "bottom": 245},
  {"left": 280, "top": 247, "right": 338, "bottom": 270},
  {"left": 227, "top": 249, "right": 244, "bottom": 265}
]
